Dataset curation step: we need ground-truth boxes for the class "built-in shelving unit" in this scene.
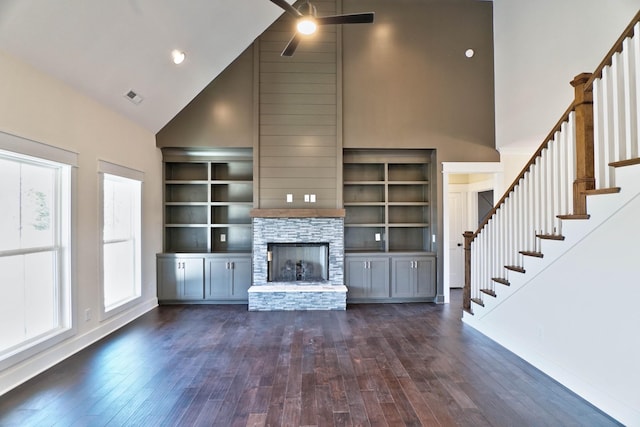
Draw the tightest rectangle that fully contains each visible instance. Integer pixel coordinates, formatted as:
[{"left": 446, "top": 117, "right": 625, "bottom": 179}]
[
  {"left": 162, "top": 148, "right": 253, "bottom": 253},
  {"left": 159, "top": 148, "right": 253, "bottom": 304},
  {"left": 343, "top": 149, "right": 434, "bottom": 253},
  {"left": 343, "top": 149, "right": 437, "bottom": 302}
]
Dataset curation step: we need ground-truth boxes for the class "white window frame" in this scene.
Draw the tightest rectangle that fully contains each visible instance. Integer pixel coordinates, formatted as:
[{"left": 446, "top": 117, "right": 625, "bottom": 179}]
[
  {"left": 98, "top": 160, "right": 143, "bottom": 319},
  {"left": 0, "top": 131, "right": 76, "bottom": 371}
]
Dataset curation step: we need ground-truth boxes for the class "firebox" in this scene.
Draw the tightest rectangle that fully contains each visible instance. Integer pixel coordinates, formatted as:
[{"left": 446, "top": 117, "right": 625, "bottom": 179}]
[{"left": 267, "top": 242, "right": 329, "bottom": 283}]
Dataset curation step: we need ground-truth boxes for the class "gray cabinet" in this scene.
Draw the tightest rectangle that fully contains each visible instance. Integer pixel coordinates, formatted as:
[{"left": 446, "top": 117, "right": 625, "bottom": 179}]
[
  {"left": 345, "top": 253, "right": 436, "bottom": 302},
  {"left": 157, "top": 254, "right": 251, "bottom": 303},
  {"left": 205, "top": 256, "right": 251, "bottom": 301},
  {"left": 345, "top": 256, "right": 389, "bottom": 299},
  {"left": 391, "top": 256, "right": 436, "bottom": 298},
  {"left": 157, "top": 256, "right": 204, "bottom": 300}
]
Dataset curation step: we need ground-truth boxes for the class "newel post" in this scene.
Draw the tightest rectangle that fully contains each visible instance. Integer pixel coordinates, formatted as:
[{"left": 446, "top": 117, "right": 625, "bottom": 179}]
[
  {"left": 571, "top": 72, "right": 595, "bottom": 216},
  {"left": 463, "top": 231, "right": 475, "bottom": 312}
]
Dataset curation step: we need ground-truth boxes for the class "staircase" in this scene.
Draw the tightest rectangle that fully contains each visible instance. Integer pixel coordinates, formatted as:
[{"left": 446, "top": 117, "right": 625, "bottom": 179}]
[{"left": 461, "top": 11, "right": 640, "bottom": 425}]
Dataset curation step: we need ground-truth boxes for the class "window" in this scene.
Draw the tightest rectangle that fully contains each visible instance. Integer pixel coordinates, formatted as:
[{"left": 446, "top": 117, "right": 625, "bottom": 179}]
[
  {"left": 100, "top": 162, "right": 143, "bottom": 315},
  {"left": 0, "top": 134, "right": 74, "bottom": 365}
]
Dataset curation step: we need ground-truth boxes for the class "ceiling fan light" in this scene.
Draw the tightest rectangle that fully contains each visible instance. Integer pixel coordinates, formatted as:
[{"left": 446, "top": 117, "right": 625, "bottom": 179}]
[{"left": 297, "top": 18, "right": 317, "bottom": 35}]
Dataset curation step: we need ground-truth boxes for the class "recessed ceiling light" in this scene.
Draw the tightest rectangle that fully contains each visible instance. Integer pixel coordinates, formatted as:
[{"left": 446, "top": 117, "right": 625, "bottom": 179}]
[
  {"left": 465, "top": 48, "right": 475, "bottom": 58},
  {"left": 171, "top": 49, "right": 186, "bottom": 65}
]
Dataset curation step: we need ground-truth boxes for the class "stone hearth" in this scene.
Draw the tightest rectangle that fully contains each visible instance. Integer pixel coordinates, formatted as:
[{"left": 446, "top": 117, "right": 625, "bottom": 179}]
[{"left": 249, "top": 209, "right": 346, "bottom": 311}]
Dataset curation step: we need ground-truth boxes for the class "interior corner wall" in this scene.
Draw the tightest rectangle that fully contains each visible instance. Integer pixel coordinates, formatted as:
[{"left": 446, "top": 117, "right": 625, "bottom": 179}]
[
  {"left": 0, "top": 50, "right": 162, "bottom": 395},
  {"left": 493, "top": 0, "right": 640, "bottom": 149}
]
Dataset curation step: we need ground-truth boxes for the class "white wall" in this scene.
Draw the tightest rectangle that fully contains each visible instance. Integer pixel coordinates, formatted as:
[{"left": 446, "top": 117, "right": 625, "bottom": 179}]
[
  {"left": 493, "top": 0, "right": 639, "bottom": 149},
  {"left": 465, "top": 178, "right": 640, "bottom": 424},
  {"left": 0, "top": 50, "right": 162, "bottom": 394}
]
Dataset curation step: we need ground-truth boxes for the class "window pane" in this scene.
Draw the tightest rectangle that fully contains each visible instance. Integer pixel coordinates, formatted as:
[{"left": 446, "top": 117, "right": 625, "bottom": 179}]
[
  {"left": 102, "top": 172, "right": 141, "bottom": 313},
  {"left": 0, "top": 158, "right": 21, "bottom": 251},
  {"left": 24, "top": 251, "right": 57, "bottom": 339},
  {"left": 0, "top": 256, "right": 26, "bottom": 351},
  {"left": 104, "top": 240, "right": 136, "bottom": 309},
  {"left": 0, "top": 251, "right": 57, "bottom": 353},
  {"left": 104, "top": 176, "right": 134, "bottom": 241},
  {"left": 21, "top": 164, "right": 56, "bottom": 248},
  {"left": 0, "top": 142, "right": 72, "bottom": 365}
]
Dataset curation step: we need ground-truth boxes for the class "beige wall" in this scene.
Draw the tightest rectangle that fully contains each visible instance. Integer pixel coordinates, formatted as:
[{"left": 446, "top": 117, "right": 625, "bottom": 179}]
[
  {"left": 0, "top": 50, "right": 162, "bottom": 394},
  {"left": 343, "top": 0, "right": 496, "bottom": 156},
  {"left": 156, "top": 47, "right": 255, "bottom": 149},
  {"left": 154, "top": 0, "right": 499, "bottom": 301}
]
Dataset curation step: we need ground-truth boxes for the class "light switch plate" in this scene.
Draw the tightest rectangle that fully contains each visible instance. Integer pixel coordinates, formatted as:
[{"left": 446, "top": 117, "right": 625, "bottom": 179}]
[{"left": 286, "top": 194, "right": 293, "bottom": 203}]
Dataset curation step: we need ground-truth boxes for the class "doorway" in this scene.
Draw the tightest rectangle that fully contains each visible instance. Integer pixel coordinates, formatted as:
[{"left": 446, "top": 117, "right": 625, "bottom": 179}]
[{"left": 442, "top": 162, "right": 502, "bottom": 303}]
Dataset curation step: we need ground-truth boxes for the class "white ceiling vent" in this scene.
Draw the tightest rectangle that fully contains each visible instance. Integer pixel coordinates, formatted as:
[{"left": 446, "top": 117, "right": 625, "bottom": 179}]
[{"left": 124, "top": 90, "right": 144, "bottom": 105}]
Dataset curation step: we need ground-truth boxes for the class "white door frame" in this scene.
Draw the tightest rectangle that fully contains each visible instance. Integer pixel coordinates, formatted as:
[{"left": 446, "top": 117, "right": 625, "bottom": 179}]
[{"left": 442, "top": 162, "right": 503, "bottom": 303}]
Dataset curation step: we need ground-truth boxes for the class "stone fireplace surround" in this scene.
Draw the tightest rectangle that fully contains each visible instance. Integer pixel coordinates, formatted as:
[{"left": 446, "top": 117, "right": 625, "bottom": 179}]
[{"left": 249, "top": 209, "right": 347, "bottom": 311}]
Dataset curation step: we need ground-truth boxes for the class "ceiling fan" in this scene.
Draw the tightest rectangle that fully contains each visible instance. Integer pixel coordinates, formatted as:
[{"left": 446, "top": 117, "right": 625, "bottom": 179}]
[{"left": 269, "top": 0, "right": 374, "bottom": 57}]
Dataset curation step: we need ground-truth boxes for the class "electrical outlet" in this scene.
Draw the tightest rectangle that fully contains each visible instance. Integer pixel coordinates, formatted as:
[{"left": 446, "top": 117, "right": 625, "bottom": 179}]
[
  {"left": 375, "top": 233, "right": 381, "bottom": 242},
  {"left": 85, "top": 308, "right": 91, "bottom": 322},
  {"left": 220, "top": 233, "right": 226, "bottom": 242},
  {"left": 304, "top": 194, "right": 310, "bottom": 202},
  {"left": 286, "top": 194, "right": 293, "bottom": 203},
  {"left": 310, "top": 194, "right": 316, "bottom": 203}
]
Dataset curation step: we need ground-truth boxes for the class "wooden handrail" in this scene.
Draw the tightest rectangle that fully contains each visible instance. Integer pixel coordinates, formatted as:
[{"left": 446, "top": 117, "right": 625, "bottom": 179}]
[
  {"left": 470, "top": 102, "right": 576, "bottom": 240},
  {"left": 586, "top": 9, "right": 640, "bottom": 88},
  {"left": 464, "top": 9, "right": 640, "bottom": 313},
  {"left": 471, "top": 9, "right": 640, "bottom": 241}
]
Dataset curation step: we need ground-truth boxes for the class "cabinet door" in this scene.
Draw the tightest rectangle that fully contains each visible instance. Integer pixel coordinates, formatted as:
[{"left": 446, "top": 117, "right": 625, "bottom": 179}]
[
  {"left": 158, "top": 258, "right": 204, "bottom": 300},
  {"left": 368, "top": 258, "right": 390, "bottom": 298},
  {"left": 158, "top": 258, "right": 180, "bottom": 300},
  {"left": 391, "top": 258, "right": 413, "bottom": 298},
  {"left": 415, "top": 257, "right": 435, "bottom": 297},
  {"left": 205, "top": 258, "right": 232, "bottom": 299},
  {"left": 345, "top": 257, "right": 368, "bottom": 298},
  {"left": 182, "top": 258, "right": 205, "bottom": 299},
  {"left": 229, "top": 257, "right": 251, "bottom": 299}
]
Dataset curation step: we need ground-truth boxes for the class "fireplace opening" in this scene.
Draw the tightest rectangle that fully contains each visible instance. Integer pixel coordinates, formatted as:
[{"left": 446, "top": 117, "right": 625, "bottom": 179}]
[{"left": 267, "top": 242, "right": 329, "bottom": 283}]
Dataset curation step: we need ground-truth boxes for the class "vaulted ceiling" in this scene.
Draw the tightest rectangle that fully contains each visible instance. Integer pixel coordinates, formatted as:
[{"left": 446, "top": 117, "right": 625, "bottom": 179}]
[{"left": 0, "top": 1, "right": 293, "bottom": 133}]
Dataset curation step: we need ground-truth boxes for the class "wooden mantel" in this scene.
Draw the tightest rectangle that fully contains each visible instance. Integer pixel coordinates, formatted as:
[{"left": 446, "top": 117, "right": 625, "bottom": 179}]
[{"left": 250, "top": 208, "right": 346, "bottom": 218}]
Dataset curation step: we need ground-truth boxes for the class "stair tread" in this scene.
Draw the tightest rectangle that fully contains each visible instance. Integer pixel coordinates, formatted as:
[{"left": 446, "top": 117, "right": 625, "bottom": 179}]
[
  {"left": 609, "top": 157, "right": 640, "bottom": 168},
  {"left": 492, "top": 277, "right": 510, "bottom": 286},
  {"left": 480, "top": 288, "right": 497, "bottom": 297},
  {"left": 557, "top": 214, "right": 590, "bottom": 220},
  {"left": 519, "top": 250, "right": 544, "bottom": 258},
  {"left": 536, "top": 233, "right": 565, "bottom": 241},
  {"left": 585, "top": 187, "right": 621, "bottom": 196},
  {"left": 471, "top": 297, "right": 484, "bottom": 307},
  {"left": 505, "top": 265, "right": 526, "bottom": 273}
]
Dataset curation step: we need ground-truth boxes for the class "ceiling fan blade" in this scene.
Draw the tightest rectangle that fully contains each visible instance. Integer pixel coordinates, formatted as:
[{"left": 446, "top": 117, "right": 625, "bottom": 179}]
[
  {"left": 269, "top": 0, "right": 302, "bottom": 17},
  {"left": 316, "top": 12, "right": 374, "bottom": 25},
  {"left": 282, "top": 33, "right": 302, "bottom": 57}
]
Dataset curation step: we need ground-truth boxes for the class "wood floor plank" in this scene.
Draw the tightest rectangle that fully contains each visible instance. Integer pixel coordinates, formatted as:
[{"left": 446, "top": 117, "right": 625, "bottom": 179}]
[{"left": 0, "top": 291, "right": 623, "bottom": 427}]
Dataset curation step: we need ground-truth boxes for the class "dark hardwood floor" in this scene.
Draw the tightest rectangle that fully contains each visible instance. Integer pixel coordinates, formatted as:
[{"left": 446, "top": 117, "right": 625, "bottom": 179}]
[{"left": 0, "top": 290, "right": 620, "bottom": 426}]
